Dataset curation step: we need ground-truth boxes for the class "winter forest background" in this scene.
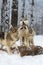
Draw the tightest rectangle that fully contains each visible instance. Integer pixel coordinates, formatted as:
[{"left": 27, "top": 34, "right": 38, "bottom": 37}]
[{"left": 0, "top": 0, "right": 43, "bottom": 34}]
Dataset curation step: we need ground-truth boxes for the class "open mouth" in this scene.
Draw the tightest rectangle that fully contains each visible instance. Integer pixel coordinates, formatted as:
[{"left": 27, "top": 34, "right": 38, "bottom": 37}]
[
  {"left": 20, "top": 22, "right": 27, "bottom": 30},
  {"left": 20, "top": 26, "right": 26, "bottom": 30}
]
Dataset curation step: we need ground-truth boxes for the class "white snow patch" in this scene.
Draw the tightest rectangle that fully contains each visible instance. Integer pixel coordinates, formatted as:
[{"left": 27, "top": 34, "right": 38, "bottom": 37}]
[{"left": 34, "top": 35, "right": 43, "bottom": 47}]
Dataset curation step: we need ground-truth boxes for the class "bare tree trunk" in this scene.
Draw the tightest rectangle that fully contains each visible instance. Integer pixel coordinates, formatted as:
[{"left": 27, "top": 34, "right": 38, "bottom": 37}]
[
  {"left": 11, "top": 0, "right": 18, "bottom": 27},
  {"left": 30, "top": 0, "right": 34, "bottom": 27},
  {"left": 1, "top": 0, "right": 11, "bottom": 32}
]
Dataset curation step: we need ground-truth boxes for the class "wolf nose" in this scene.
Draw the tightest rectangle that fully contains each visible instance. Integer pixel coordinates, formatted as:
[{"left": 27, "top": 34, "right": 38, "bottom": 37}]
[{"left": 23, "top": 21, "right": 25, "bottom": 25}]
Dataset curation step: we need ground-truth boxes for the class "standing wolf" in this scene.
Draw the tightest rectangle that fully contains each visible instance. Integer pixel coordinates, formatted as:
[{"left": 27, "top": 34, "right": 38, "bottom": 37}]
[
  {"left": 18, "top": 19, "right": 35, "bottom": 48},
  {"left": 0, "top": 26, "right": 18, "bottom": 54}
]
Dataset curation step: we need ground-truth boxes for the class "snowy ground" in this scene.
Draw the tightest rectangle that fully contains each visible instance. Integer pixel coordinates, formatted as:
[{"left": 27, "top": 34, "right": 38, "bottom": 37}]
[{"left": 0, "top": 35, "right": 43, "bottom": 65}]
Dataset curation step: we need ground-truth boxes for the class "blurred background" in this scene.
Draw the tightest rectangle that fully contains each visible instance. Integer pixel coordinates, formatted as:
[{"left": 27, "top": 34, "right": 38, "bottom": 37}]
[{"left": 0, "top": 0, "right": 43, "bottom": 34}]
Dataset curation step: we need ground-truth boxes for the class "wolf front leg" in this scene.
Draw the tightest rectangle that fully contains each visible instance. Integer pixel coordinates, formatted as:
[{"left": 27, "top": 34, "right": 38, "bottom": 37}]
[{"left": 6, "top": 40, "right": 11, "bottom": 54}]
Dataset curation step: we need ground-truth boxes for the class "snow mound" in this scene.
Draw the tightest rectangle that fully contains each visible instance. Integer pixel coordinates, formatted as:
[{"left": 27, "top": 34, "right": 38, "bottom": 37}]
[{"left": 0, "top": 51, "right": 43, "bottom": 65}]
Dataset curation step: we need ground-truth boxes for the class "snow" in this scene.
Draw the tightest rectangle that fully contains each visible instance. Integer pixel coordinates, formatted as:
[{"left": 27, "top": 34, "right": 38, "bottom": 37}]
[
  {"left": 34, "top": 35, "right": 43, "bottom": 47},
  {"left": 0, "top": 35, "right": 43, "bottom": 65}
]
